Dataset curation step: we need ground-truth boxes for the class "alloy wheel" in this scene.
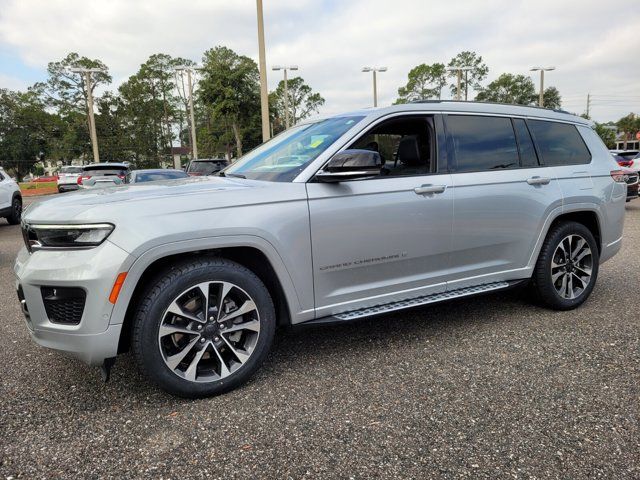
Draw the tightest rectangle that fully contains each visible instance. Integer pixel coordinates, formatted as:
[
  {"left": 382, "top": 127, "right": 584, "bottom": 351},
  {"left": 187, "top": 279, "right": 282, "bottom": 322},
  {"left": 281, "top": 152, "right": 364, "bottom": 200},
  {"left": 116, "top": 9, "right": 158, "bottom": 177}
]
[
  {"left": 158, "top": 281, "right": 260, "bottom": 382},
  {"left": 550, "top": 234, "right": 593, "bottom": 300}
]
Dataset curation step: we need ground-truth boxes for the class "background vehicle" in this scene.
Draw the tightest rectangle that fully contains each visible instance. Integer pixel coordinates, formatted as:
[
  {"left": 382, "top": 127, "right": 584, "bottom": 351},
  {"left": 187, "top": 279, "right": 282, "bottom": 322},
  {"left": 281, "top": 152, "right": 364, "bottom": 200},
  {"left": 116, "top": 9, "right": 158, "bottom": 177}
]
[
  {"left": 57, "top": 165, "right": 83, "bottom": 192},
  {"left": 30, "top": 175, "right": 59, "bottom": 183},
  {"left": 15, "top": 102, "right": 626, "bottom": 398},
  {"left": 78, "top": 163, "right": 129, "bottom": 189},
  {"left": 621, "top": 169, "right": 639, "bottom": 201},
  {"left": 125, "top": 169, "right": 189, "bottom": 184},
  {"left": 0, "top": 167, "right": 22, "bottom": 224},
  {"left": 610, "top": 150, "right": 640, "bottom": 170},
  {"left": 186, "top": 158, "right": 229, "bottom": 176}
]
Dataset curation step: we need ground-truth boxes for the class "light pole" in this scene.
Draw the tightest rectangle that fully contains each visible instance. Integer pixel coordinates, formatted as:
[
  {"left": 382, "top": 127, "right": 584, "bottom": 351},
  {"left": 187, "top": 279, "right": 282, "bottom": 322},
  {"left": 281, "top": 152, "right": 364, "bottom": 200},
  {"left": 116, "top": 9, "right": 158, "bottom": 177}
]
[
  {"left": 175, "top": 66, "right": 201, "bottom": 160},
  {"left": 272, "top": 65, "right": 298, "bottom": 129},
  {"left": 530, "top": 66, "right": 555, "bottom": 107},
  {"left": 446, "top": 66, "right": 472, "bottom": 101},
  {"left": 256, "top": 0, "right": 270, "bottom": 142},
  {"left": 69, "top": 67, "right": 106, "bottom": 163},
  {"left": 362, "top": 67, "right": 387, "bottom": 107}
]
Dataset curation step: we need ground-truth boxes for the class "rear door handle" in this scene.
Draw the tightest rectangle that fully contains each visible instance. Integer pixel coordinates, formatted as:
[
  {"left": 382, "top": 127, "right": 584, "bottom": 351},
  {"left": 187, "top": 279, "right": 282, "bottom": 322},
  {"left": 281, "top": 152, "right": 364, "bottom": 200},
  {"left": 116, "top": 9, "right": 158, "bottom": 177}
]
[
  {"left": 526, "top": 176, "right": 551, "bottom": 186},
  {"left": 414, "top": 184, "right": 446, "bottom": 195}
]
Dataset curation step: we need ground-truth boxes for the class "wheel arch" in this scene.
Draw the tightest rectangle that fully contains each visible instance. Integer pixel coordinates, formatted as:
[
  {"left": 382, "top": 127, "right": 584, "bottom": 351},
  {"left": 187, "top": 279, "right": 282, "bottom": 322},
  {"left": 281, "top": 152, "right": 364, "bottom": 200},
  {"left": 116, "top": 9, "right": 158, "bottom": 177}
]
[
  {"left": 548, "top": 209, "right": 602, "bottom": 254},
  {"left": 113, "top": 238, "right": 301, "bottom": 354}
]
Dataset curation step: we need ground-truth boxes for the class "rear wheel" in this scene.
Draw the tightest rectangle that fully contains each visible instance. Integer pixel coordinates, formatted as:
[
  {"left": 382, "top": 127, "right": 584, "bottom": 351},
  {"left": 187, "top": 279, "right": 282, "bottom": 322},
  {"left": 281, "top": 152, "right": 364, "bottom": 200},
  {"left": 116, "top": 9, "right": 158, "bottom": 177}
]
[
  {"left": 6, "top": 196, "right": 21, "bottom": 225},
  {"left": 533, "top": 221, "right": 599, "bottom": 310},
  {"left": 132, "top": 257, "right": 275, "bottom": 398}
]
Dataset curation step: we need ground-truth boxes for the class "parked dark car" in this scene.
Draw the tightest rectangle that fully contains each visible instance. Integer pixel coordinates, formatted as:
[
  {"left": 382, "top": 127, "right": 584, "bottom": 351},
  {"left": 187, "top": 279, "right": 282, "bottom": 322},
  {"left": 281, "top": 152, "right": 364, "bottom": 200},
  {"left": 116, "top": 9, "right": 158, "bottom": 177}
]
[
  {"left": 186, "top": 158, "right": 229, "bottom": 176},
  {"left": 125, "top": 169, "right": 189, "bottom": 184},
  {"left": 617, "top": 169, "right": 639, "bottom": 202}
]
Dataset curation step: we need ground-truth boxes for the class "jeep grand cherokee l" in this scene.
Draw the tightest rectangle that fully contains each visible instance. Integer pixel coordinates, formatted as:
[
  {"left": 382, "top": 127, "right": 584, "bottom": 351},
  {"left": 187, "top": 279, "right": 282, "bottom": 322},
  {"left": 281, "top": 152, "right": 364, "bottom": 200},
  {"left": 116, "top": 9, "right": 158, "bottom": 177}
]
[{"left": 15, "top": 102, "right": 626, "bottom": 398}]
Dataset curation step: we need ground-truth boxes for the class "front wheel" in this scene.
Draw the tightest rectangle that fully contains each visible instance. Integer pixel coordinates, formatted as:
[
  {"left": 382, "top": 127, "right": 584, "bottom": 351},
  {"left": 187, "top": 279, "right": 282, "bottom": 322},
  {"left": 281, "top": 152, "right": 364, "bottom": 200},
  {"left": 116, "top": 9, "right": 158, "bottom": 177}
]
[
  {"left": 532, "top": 221, "right": 599, "bottom": 310},
  {"left": 132, "top": 258, "right": 276, "bottom": 398}
]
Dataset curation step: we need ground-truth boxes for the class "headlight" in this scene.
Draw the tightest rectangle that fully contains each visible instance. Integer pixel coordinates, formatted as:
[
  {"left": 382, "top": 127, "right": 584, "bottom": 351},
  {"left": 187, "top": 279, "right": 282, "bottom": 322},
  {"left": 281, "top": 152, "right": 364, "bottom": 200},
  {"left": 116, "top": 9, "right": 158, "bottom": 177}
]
[{"left": 22, "top": 223, "right": 114, "bottom": 251}]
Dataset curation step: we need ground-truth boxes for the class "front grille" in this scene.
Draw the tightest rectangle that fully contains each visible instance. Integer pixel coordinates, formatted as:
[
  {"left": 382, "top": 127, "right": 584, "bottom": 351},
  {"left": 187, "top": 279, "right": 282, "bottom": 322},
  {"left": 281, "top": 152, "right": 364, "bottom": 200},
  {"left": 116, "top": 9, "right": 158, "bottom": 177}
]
[{"left": 41, "top": 287, "right": 86, "bottom": 325}]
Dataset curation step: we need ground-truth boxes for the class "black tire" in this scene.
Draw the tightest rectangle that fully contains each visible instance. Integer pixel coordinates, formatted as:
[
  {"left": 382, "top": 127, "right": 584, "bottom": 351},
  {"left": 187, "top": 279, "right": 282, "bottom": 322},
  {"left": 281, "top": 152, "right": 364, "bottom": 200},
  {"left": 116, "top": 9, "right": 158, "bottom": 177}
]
[
  {"left": 532, "top": 221, "right": 599, "bottom": 310},
  {"left": 6, "top": 196, "right": 21, "bottom": 225},
  {"left": 132, "top": 257, "right": 276, "bottom": 398}
]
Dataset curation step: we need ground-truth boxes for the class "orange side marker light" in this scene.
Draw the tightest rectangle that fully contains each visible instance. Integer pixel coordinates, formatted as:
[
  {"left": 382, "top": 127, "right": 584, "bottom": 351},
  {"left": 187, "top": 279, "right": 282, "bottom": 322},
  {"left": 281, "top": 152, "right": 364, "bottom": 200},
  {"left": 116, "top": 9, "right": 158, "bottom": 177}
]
[{"left": 109, "top": 272, "right": 128, "bottom": 304}]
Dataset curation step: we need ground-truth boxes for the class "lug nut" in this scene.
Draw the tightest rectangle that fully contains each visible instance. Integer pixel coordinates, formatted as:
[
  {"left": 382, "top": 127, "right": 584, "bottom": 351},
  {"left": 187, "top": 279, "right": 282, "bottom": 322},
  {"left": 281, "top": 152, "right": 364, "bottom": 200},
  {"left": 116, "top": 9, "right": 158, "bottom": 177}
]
[
  {"left": 200, "top": 338, "right": 206, "bottom": 343},
  {"left": 197, "top": 325, "right": 203, "bottom": 330},
  {"left": 214, "top": 336, "right": 220, "bottom": 341},
  {"left": 209, "top": 316, "right": 214, "bottom": 321}
]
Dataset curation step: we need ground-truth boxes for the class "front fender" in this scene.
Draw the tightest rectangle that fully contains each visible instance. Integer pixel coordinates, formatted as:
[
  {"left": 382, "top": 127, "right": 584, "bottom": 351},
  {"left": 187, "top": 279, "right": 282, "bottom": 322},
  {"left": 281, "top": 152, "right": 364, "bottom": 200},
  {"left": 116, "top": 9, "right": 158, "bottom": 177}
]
[{"left": 108, "top": 234, "right": 312, "bottom": 327}]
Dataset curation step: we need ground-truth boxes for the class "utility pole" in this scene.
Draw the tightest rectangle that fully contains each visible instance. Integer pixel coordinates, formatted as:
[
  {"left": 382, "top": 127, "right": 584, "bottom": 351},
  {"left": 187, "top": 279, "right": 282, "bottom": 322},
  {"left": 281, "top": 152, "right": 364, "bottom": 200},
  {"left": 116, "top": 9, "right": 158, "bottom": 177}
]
[
  {"left": 272, "top": 65, "right": 298, "bottom": 129},
  {"left": 586, "top": 93, "right": 591, "bottom": 118},
  {"left": 362, "top": 67, "right": 387, "bottom": 107},
  {"left": 175, "top": 66, "right": 200, "bottom": 160},
  {"left": 446, "top": 67, "right": 472, "bottom": 101},
  {"left": 69, "top": 67, "right": 105, "bottom": 163},
  {"left": 256, "top": 0, "right": 270, "bottom": 142},
  {"left": 530, "top": 66, "right": 555, "bottom": 107}
]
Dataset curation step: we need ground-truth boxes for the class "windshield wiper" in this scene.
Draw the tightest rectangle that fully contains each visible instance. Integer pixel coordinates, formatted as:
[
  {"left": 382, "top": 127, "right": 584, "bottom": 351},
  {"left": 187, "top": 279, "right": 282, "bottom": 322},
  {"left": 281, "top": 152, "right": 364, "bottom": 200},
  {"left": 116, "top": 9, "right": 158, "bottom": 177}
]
[
  {"left": 490, "top": 163, "right": 516, "bottom": 169},
  {"left": 224, "top": 173, "right": 246, "bottom": 179}
]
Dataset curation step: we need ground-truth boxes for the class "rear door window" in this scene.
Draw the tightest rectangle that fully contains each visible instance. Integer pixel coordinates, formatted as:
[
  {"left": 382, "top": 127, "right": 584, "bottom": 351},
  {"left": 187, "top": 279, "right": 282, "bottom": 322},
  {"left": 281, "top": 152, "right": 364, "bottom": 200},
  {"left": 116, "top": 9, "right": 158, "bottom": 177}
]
[
  {"left": 527, "top": 120, "right": 591, "bottom": 166},
  {"left": 512, "top": 119, "right": 539, "bottom": 168},
  {"left": 446, "top": 115, "right": 519, "bottom": 172}
]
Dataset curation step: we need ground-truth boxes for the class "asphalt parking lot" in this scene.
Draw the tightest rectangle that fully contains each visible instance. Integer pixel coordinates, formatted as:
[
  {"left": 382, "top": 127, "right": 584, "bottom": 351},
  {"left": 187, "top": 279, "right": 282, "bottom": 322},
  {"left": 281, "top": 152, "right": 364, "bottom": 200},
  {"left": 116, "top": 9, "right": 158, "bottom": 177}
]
[{"left": 0, "top": 199, "right": 638, "bottom": 479}]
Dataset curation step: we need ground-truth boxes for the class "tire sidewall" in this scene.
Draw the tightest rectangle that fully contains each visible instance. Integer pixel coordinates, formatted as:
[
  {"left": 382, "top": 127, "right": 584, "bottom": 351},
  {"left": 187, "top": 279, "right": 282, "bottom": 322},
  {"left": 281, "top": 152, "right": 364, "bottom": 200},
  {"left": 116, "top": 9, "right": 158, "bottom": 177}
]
[
  {"left": 537, "top": 222, "right": 599, "bottom": 310},
  {"left": 7, "top": 197, "right": 21, "bottom": 225},
  {"left": 135, "top": 260, "right": 275, "bottom": 398}
]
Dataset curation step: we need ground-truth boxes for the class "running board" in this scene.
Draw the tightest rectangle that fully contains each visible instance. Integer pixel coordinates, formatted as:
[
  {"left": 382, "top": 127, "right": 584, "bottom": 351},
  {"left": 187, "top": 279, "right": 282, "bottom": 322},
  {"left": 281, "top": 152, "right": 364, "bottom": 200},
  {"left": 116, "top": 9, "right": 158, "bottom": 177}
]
[{"left": 306, "top": 281, "right": 512, "bottom": 325}]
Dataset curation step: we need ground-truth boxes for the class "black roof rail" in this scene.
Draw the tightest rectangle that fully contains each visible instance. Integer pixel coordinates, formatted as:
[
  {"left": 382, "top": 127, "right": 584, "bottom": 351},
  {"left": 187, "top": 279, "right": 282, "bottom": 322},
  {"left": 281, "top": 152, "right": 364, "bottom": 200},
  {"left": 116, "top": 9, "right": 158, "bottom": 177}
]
[{"left": 407, "top": 99, "right": 573, "bottom": 116}]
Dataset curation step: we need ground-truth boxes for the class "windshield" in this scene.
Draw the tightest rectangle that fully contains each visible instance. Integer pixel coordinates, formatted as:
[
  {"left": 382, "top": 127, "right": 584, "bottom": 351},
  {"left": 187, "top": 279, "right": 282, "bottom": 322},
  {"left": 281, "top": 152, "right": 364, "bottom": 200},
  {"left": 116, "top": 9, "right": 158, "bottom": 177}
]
[
  {"left": 188, "top": 160, "right": 227, "bottom": 174},
  {"left": 136, "top": 171, "right": 188, "bottom": 182},
  {"left": 224, "top": 116, "right": 364, "bottom": 181},
  {"left": 61, "top": 166, "right": 83, "bottom": 174}
]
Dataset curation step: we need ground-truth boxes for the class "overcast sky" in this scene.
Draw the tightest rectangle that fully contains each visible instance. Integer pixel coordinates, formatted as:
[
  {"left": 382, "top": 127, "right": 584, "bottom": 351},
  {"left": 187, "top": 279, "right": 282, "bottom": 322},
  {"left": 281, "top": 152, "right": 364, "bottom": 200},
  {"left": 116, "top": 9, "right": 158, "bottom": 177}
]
[{"left": 0, "top": 0, "right": 638, "bottom": 122}]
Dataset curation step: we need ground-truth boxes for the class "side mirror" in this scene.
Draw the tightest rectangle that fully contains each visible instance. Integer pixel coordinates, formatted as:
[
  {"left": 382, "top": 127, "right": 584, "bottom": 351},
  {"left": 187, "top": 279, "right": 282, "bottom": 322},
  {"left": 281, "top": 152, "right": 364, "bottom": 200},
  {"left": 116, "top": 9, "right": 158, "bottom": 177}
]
[{"left": 315, "top": 149, "right": 383, "bottom": 183}]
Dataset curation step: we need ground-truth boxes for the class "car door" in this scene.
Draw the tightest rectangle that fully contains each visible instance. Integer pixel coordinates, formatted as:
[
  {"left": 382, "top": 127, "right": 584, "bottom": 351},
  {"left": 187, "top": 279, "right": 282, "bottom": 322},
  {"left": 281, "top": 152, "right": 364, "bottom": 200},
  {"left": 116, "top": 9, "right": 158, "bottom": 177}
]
[
  {"left": 444, "top": 114, "right": 563, "bottom": 289},
  {"left": 306, "top": 114, "right": 454, "bottom": 318},
  {"left": 0, "top": 171, "right": 12, "bottom": 210}
]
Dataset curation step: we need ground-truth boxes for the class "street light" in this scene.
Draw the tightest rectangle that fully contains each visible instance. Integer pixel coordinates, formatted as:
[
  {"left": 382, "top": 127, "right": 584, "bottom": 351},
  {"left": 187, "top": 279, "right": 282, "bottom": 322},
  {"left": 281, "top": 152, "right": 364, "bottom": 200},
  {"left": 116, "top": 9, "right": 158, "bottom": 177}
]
[
  {"left": 362, "top": 66, "right": 387, "bottom": 107},
  {"left": 256, "top": 0, "right": 270, "bottom": 142},
  {"left": 530, "top": 66, "right": 555, "bottom": 107},
  {"left": 68, "top": 67, "right": 107, "bottom": 163},
  {"left": 272, "top": 65, "right": 298, "bottom": 129},
  {"left": 446, "top": 66, "right": 472, "bottom": 101},
  {"left": 175, "top": 65, "right": 202, "bottom": 160}
]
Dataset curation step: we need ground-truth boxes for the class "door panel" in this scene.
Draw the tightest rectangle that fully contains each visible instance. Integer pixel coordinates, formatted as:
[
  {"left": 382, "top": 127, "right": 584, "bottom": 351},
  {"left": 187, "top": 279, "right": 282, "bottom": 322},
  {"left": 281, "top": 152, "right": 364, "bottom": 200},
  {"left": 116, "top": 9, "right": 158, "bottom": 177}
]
[
  {"left": 0, "top": 176, "right": 12, "bottom": 210},
  {"left": 448, "top": 168, "right": 562, "bottom": 287},
  {"left": 307, "top": 174, "right": 453, "bottom": 317}
]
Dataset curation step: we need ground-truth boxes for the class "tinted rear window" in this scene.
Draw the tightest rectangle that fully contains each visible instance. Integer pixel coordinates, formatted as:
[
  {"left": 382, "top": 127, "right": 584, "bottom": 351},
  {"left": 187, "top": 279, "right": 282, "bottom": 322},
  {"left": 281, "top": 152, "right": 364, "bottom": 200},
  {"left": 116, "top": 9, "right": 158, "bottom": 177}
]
[
  {"left": 528, "top": 120, "right": 591, "bottom": 166},
  {"left": 84, "top": 168, "right": 127, "bottom": 176},
  {"left": 61, "top": 166, "right": 83, "bottom": 174},
  {"left": 136, "top": 171, "right": 188, "bottom": 182},
  {"left": 188, "top": 160, "right": 227, "bottom": 174},
  {"left": 447, "top": 115, "right": 519, "bottom": 172}
]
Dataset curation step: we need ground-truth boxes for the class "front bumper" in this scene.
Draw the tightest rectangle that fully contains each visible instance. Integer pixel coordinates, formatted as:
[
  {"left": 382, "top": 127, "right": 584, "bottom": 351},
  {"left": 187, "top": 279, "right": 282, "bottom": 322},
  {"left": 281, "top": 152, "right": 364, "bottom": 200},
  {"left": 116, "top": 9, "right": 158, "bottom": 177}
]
[{"left": 14, "top": 240, "right": 134, "bottom": 366}]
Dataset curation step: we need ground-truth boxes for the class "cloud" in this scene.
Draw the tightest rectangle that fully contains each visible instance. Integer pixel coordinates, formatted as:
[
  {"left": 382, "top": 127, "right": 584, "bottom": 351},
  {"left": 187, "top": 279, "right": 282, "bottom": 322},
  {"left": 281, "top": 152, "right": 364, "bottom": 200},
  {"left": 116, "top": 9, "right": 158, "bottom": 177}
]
[{"left": 0, "top": 0, "right": 638, "bottom": 121}]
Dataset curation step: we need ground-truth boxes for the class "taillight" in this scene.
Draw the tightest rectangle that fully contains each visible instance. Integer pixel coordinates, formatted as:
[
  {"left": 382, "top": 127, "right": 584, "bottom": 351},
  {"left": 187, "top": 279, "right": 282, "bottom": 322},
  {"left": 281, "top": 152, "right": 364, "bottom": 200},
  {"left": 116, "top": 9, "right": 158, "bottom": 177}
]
[
  {"left": 617, "top": 160, "right": 633, "bottom": 167},
  {"left": 78, "top": 175, "right": 91, "bottom": 185},
  {"left": 610, "top": 170, "right": 629, "bottom": 183}
]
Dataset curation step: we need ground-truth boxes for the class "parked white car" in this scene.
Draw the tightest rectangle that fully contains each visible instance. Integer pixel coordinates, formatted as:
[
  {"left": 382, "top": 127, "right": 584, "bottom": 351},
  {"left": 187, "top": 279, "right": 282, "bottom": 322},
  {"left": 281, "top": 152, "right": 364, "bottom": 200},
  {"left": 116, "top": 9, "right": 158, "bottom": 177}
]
[
  {"left": 57, "top": 165, "right": 84, "bottom": 192},
  {"left": 610, "top": 150, "right": 640, "bottom": 172},
  {"left": 0, "top": 167, "right": 22, "bottom": 224}
]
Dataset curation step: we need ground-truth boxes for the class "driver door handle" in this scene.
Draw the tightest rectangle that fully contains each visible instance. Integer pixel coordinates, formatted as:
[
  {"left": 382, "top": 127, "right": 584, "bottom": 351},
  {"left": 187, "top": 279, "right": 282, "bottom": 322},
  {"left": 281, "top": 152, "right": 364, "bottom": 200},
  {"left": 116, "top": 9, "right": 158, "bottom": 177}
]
[
  {"left": 526, "top": 176, "right": 551, "bottom": 186},
  {"left": 414, "top": 184, "right": 446, "bottom": 195}
]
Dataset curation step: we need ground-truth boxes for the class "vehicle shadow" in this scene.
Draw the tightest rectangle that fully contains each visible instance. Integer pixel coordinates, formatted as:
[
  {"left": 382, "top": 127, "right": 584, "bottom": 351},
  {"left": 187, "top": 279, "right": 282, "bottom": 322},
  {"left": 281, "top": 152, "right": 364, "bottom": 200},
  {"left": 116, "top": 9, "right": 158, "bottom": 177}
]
[{"left": 37, "top": 286, "right": 539, "bottom": 407}]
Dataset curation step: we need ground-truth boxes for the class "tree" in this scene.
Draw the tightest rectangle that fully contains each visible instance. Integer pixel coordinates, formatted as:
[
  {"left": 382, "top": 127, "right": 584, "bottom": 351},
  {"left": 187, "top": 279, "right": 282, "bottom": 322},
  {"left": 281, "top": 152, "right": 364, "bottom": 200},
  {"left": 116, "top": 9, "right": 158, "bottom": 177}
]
[
  {"left": 269, "top": 76, "right": 324, "bottom": 134},
  {"left": 475, "top": 73, "right": 537, "bottom": 105},
  {"left": 198, "top": 46, "right": 261, "bottom": 157},
  {"left": 395, "top": 63, "right": 447, "bottom": 103},
  {"left": 616, "top": 113, "right": 640, "bottom": 149},
  {"left": 594, "top": 122, "right": 617, "bottom": 149},
  {"left": 0, "top": 88, "right": 63, "bottom": 180},
  {"left": 447, "top": 51, "right": 489, "bottom": 100},
  {"left": 541, "top": 86, "right": 562, "bottom": 109}
]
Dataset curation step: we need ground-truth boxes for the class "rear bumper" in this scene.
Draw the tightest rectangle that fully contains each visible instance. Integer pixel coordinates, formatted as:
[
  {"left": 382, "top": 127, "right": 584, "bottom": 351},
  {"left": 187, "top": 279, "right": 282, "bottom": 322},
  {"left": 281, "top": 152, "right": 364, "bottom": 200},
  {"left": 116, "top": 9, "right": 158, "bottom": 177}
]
[{"left": 57, "top": 183, "right": 79, "bottom": 191}]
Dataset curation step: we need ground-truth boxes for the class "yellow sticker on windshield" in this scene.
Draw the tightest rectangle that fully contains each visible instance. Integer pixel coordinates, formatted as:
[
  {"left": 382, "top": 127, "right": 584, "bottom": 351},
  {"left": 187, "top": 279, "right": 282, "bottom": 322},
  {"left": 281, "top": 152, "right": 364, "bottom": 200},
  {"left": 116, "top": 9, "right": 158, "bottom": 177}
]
[{"left": 310, "top": 139, "right": 324, "bottom": 148}]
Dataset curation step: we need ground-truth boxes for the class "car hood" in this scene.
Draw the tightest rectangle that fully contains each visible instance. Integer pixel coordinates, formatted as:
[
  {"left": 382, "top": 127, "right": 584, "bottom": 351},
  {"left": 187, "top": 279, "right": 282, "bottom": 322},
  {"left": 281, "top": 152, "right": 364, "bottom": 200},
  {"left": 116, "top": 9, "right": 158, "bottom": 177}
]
[{"left": 23, "top": 176, "right": 279, "bottom": 223}]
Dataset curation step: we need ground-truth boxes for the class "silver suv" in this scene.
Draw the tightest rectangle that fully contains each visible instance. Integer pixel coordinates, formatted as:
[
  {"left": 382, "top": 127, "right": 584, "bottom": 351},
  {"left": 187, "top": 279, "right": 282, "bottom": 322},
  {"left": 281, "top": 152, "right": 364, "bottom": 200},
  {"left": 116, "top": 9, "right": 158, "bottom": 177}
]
[{"left": 15, "top": 102, "right": 627, "bottom": 397}]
